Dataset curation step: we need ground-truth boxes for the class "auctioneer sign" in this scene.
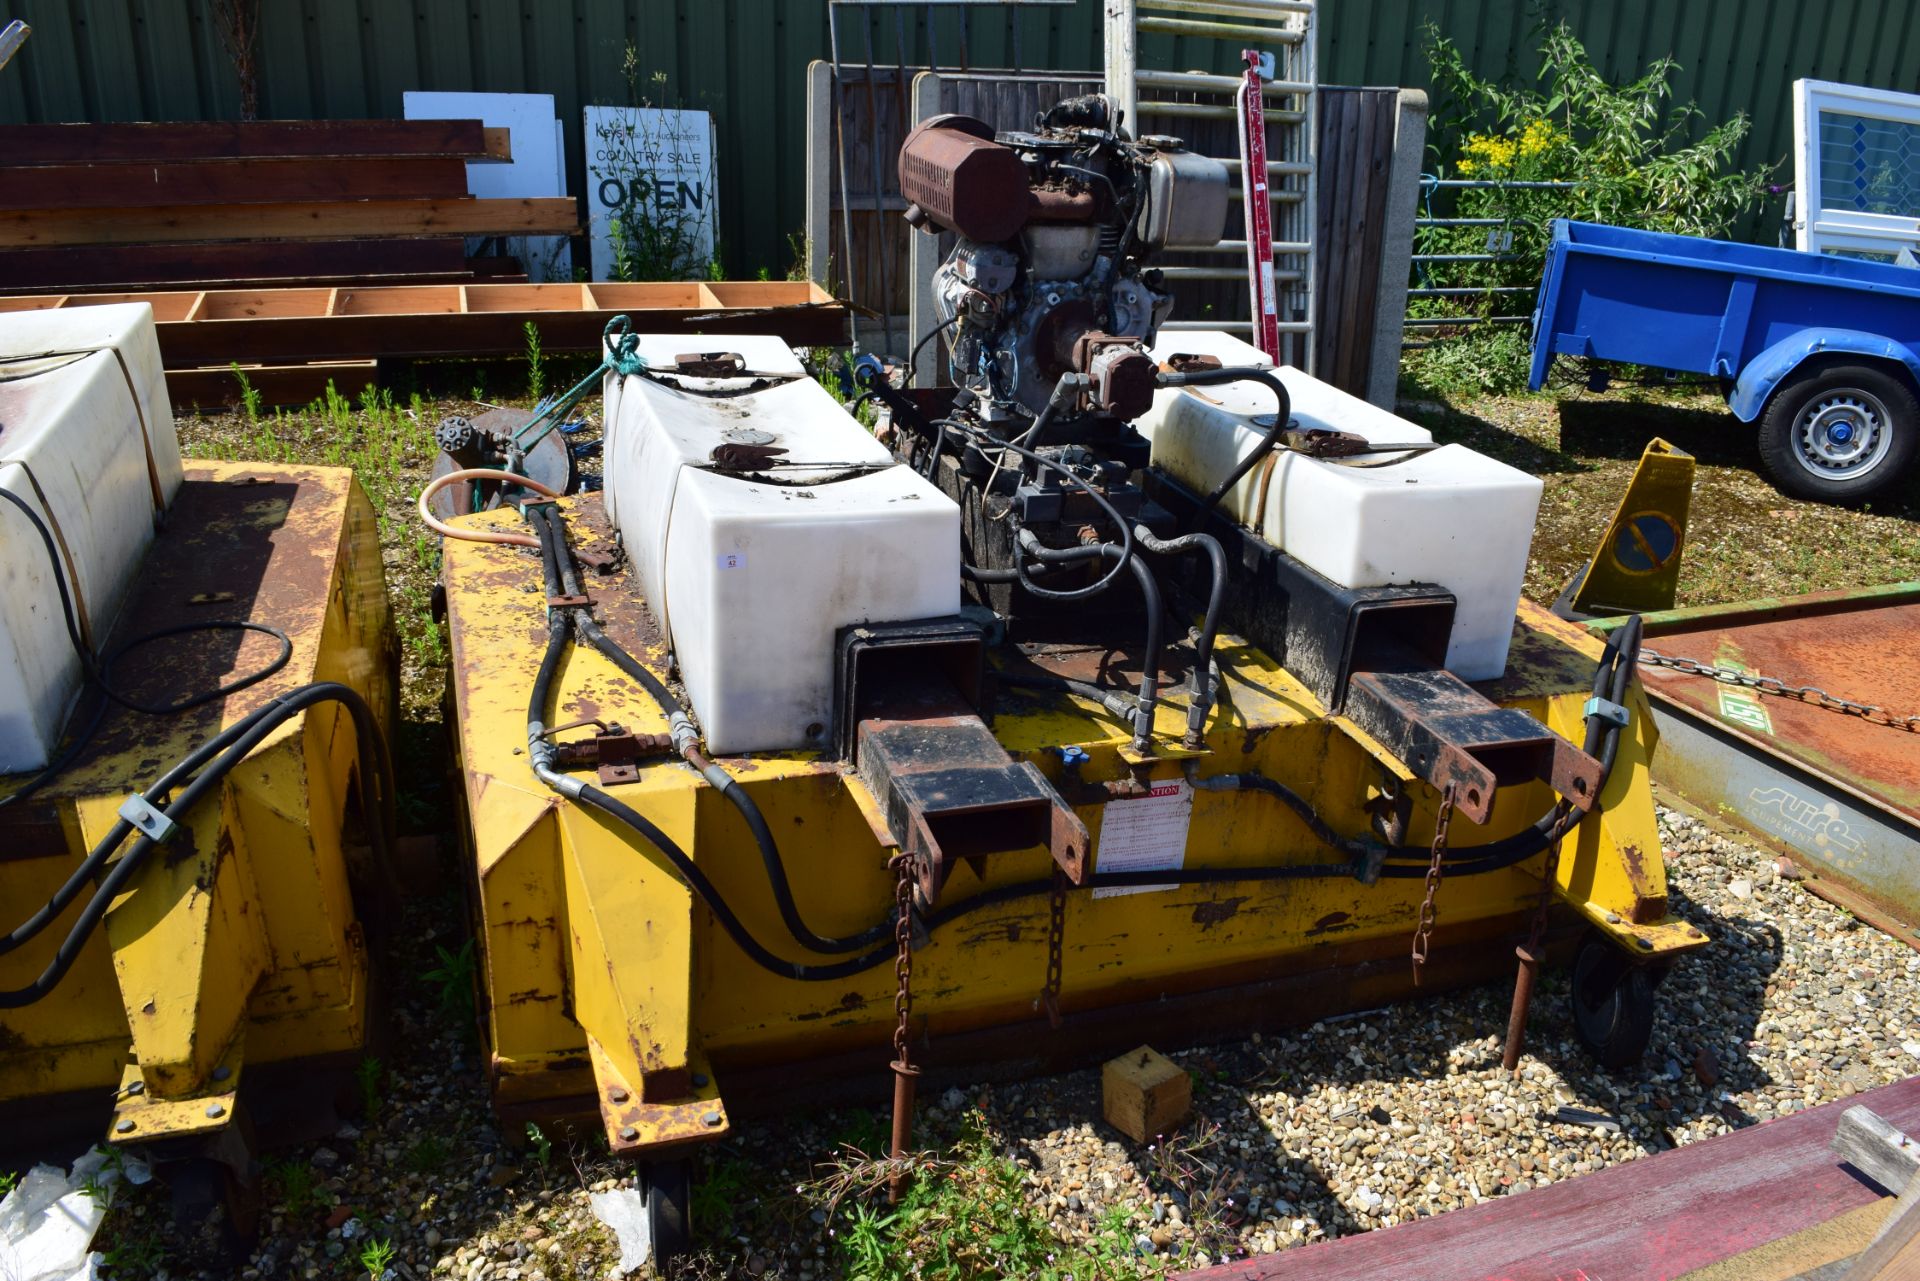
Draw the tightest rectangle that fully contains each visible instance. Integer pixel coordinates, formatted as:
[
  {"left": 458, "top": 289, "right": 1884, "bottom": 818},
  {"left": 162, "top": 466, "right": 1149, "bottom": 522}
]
[{"left": 584, "top": 106, "right": 718, "bottom": 282}]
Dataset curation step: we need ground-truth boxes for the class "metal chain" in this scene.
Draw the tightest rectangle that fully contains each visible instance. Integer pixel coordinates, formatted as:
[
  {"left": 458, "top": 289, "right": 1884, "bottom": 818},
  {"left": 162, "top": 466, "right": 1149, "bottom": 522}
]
[
  {"left": 1411, "top": 783, "right": 1457, "bottom": 984},
  {"left": 889, "top": 853, "right": 915, "bottom": 1066},
  {"left": 1640, "top": 648, "right": 1920, "bottom": 731},
  {"left": 1037, "top": 866, "right": 1067, "bottom": 1029},
  {"left": 1524, "top": 813, "right": 1568, "bottom": 956}
]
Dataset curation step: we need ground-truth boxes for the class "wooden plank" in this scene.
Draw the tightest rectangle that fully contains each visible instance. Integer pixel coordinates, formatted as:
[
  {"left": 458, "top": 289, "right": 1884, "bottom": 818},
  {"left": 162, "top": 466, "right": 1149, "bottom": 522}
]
[
  {"left": 166, "top": 361, "right": 381, "bottom": 412},
  {"left": 0, "top": 239, "right": 472, "bottom": 292},
  {"left": 1847, "top": 1172, "right": 1920, "bottom": 1280},
  {"left": 0, "top": 198, "right": 581, "bottom": 248},
  {"left": 0, "top": 158, "right": 474, "bottom": 210},
  {"left": 1189, "top": 1075, "right": 1920, "bottom": 1281},
  {"left": 4, "top": 280, "right": 847, "bottom": 364},
  {"left": 0, "top": 119, "right": 500, "bottom": 166}
]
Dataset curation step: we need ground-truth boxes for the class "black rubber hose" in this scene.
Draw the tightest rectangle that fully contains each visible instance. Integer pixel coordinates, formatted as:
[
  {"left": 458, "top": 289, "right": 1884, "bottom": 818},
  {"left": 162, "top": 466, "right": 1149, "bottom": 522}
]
[
  {"left": 526, "top": 502, "right": 887, "bottom": 955},
  {"left": 0, "top": 486, "right": 294, "bottom": 807},
  {"left": 0, "top": 682, "right": 390, "bottom": 1008},
  {"left": 1019, "top": 538, "right": 1165, "bottom": 748},
  {"left": 0, "top": 700, "right": 269, "bottom": 956},
  {"left": 574, "top": 782, "right": 899, "bottom": 981},
  {"left": 1375, "top": 613, "right": 1642, "bottom": 878},
  {"left": 1153, "top": 366, "right": 1291, "bottom": 527},
  {"left": 1134, "top": 526, "right": 1227, "bottom": 740},
  {"left": 994, "top": 671, "right": 1136, "bottom": 723},
  {"left": 939, "top": 419, "right": 1135, "bottom": 603}
]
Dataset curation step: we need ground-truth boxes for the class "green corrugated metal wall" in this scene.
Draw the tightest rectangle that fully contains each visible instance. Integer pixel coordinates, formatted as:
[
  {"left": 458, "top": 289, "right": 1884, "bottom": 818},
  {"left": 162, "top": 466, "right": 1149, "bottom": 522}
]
[{"left": 4, "top": 2, "right": 1918, "bottom": 275}]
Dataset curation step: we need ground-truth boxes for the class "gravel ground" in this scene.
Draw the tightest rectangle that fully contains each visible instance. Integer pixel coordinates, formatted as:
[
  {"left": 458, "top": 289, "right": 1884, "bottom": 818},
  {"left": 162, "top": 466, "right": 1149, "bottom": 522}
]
[{"left": 72, "top": 383, "right": 1920, "bottom": 1278}]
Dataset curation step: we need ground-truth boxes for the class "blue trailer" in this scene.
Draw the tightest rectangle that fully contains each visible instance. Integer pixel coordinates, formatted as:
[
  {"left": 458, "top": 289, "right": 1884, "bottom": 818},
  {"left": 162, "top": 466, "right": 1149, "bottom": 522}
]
[{"left": 1529, "top": 219, "right": 1920, "bottom": 502}]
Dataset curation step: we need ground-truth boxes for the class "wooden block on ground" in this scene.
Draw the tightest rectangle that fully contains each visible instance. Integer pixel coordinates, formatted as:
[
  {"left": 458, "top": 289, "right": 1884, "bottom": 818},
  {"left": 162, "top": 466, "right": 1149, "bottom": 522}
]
[
  {"left": 1102, "top": 1045, "right": 1190, "bottom": 1143},
  {"left": 1835, "top": 1106, "right": 1920, "bottom": 1196}
]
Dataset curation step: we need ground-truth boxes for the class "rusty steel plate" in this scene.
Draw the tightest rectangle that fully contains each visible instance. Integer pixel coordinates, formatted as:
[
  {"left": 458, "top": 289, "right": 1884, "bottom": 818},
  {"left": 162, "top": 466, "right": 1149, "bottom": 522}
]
[{"left": 1603, "top": 584, "right": 1920, "bottom": 934}]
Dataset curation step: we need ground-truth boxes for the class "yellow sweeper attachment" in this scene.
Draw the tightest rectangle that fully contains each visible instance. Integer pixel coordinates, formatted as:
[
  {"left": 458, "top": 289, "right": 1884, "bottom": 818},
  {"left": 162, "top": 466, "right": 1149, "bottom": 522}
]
[
  {"left": 0, "top": 462, "right": 396, "bottom": 1235},
  {"left": 434, "top": 345, "right": 1704, "bottom": 1257}
]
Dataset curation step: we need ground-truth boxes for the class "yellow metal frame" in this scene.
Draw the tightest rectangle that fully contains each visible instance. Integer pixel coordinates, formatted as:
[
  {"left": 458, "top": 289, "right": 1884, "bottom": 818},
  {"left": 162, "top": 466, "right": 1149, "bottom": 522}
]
[
  {"left": 441, "top": 496, "right": 1704, "bottom": 1158},
  {"left": 0, "top": 461, "right": 394, "bottom": 1149}
]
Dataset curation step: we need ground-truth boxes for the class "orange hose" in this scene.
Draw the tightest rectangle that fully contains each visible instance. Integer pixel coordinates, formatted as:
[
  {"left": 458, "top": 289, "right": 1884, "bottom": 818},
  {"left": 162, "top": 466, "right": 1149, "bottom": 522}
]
[{"left": 416, "top": 468, "right": 563, "bottom": 548}]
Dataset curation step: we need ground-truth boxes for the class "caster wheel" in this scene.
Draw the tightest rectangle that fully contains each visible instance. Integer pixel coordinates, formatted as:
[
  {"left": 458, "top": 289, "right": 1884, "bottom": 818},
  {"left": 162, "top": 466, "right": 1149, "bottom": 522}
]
[
  {"left": 168, "top": 1157, "right": 260, "bottom": 1265},
  {"left": 643, "top": 1158, "right": 692, "bottom": 1264},
  {"left": 1570, "top": 932, "right": 1663, "bottom": 1069}
]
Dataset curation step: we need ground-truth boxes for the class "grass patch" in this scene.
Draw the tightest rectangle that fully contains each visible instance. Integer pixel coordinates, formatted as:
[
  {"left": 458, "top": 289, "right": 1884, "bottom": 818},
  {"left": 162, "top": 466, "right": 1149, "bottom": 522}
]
[{"left": 806, "top": 1113, "right": 1158, "bottom": 1281}]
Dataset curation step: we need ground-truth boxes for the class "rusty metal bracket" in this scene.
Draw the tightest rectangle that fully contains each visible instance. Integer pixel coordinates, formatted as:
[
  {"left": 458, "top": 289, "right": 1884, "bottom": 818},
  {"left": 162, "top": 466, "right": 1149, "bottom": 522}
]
[
  {"left": 1346, "top": 669, "right": 1603, "bottom": 824},
  {"left": 545, "top": 720, "right": 671, "bottom": 785},
  {"left": 673, "top": 351, "right": 747, "bottom": 377},
  {"left": 546, "top": 592, "right": 593, "bottom": 609},
  {"left": 857, "top": 710, "right": 1088, "bottom": 906}
]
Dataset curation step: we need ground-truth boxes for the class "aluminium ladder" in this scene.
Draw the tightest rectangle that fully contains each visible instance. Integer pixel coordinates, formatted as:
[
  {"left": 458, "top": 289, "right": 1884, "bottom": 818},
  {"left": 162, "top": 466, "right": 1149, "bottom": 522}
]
[{"left": 1104, "top": 0, "right": 1316, "bottom": 369}]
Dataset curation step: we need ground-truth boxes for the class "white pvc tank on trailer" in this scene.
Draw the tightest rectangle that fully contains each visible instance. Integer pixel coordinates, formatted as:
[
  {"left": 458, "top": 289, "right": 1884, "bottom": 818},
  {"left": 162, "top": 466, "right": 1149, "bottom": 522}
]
[
  {"left": 1137, "top": 330, "right": 1540, "bottom": 682},
  {"left": 0, "top": 303, "right": 183, "bottom": 773},
  {"left": 601, "top": 335, "right": 960, "bottom": 755}
]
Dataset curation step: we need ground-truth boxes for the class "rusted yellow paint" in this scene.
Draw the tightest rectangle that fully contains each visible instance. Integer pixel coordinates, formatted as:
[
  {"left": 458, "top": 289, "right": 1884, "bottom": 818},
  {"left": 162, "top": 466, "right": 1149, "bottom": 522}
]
[
  {"left": 0, "top": 461, "right": 392, "bottom": 1145},
  {"left": 441, "top": 498, "right": 1703, "bottom": 1156}
]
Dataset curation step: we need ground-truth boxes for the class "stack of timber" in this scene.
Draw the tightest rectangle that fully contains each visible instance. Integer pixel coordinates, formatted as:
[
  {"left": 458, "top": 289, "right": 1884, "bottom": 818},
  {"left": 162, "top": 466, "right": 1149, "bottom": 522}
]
[
  {"left": 0, "top": 119, "right": 576, "bottom": 296},
  {"left": 0, "top": 282, "right": 849, "bottom": 408}
]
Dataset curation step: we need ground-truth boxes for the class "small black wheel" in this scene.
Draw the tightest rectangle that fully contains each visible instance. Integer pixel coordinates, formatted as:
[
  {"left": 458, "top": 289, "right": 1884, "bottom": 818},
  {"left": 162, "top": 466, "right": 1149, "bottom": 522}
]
[
  {"left": 1569, "top": 933, "right": 1661, "bottom": 1070},
  {"left": 643, "top": 1158, "right": 692, "bottom": 1264},
  {"left": 168, "top": 1157, "right": 260, "bottom": 1265},
  {"left": 1756, "top": 359, "right": 1920, "bottom": 503}
]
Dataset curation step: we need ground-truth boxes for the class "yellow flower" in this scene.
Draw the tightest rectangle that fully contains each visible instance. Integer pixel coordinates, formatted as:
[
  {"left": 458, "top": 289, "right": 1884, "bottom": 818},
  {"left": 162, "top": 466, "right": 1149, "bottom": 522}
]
[
  {"left": 1518, "top": 118, "right": 1560, "bottom": 157},
  {"left": 1457, "top": 157, "right": 1477, "bottom": 175}
]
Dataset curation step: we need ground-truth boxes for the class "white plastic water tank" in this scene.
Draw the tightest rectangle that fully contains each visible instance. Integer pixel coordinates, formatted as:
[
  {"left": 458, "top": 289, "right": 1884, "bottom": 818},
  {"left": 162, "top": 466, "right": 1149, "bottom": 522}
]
[
  {"left": 0, "top": 303, "right": 183, "bottom": 772},
  {"left": 602, "top": 335, "right": 960, "bottom": 754},
  {"left": 1139, "top": 331, "right": 1540, "bottom": 681}
]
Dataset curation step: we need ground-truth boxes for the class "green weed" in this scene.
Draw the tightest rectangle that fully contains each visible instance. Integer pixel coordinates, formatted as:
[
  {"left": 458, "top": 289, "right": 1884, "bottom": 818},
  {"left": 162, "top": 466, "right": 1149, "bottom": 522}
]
[
  {"left": 101, "top": 1230, "right": 166, "bottom": 1276},
  {"left": 230, "top": 362, "right": 263, "bottom": 423},
  {"left": 524, "top": 321, "right": 547, "bottom": 402},
  {"left": 525, "top": 1122, "right": 552, "bottom": 1170},
  {"left": 359, "top": 1236, "right": 396, "bottom": 1279},
  {"left": 689, "top": 1152, "right": 756, "bottom": 1241},
  {"left": 422, "top": 939, "right": 477, "bottom": 1033},
  {"left": 404, "top": 1134, "right": 450, "bottom": 1174},
  {"left": 267, "top": 1156, "right": 325, "bottom": 1217},
  {"left": 355, "top": 1056, "right": 383, "bottom": 1121},
  {"left": 0, "top": 1169, "right": 14, "bottom": 1197}
]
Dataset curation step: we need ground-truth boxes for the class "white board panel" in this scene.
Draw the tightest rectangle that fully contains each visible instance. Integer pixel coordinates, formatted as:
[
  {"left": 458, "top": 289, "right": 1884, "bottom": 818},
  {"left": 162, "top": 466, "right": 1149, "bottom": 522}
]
[{"left": 403, "top": 90, "right": 573, "bottom": 282}]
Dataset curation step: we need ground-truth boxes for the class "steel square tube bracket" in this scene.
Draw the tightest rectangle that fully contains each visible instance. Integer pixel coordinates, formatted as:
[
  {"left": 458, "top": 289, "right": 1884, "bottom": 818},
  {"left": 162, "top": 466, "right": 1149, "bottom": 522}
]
[
  {"left": 1346, "top": 668, "right": 1603, "bottom": 824},
  {"left": 857, "top": 711, "right": 1089, "bottom": 907}
]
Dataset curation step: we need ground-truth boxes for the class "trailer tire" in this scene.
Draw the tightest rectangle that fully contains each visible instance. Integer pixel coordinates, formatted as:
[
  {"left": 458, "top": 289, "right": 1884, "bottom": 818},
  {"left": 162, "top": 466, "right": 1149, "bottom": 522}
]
[
  {"left": 1756, "top": 360, "right": 1920, "bottom": 503},
  {"left": 1570, "top": 934, "right": 1659, "bottom": 1070}
]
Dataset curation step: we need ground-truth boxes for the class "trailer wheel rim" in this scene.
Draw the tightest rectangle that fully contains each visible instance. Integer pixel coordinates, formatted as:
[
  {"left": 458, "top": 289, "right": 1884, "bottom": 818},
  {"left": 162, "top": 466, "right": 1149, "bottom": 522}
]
[{"left": 1794, "top": 391, "right": 1893, "bottom": 481}]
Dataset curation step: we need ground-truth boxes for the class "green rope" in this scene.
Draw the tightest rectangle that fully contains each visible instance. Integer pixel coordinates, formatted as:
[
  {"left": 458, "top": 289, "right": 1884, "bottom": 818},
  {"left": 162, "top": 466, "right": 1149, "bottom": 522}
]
[{"left": 510, "top": 315, "right": 650, "bottom": 454}]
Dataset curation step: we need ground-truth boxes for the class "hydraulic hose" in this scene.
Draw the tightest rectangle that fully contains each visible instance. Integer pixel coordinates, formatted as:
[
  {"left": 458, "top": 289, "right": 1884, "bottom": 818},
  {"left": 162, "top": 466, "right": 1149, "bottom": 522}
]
[
  {"left": 1152, "top": 366, "right": 1291, "bottom": 528},
  {"left": 0, "top": 683, "right": 391, "bottom": 1007},
  {"left": 1133, "top": 526, "right": 1227, "bottom": 744},
  {"left": 540, "top": 616, "right": 1643, "bottom": 986},
  {"left": 514, "top": 485, "right": 1644, "bottom": 982},
  {"left": 524, "top": 502, "right": 888, "bottom": 955},
  {"left": 0, "top": 487, "right": 294, "bottom": 809},
  {"left": 1017, "top": 534, "right": 1165, "bottom": 750},
  {"left": 1374, "top": 612, "right": 1643, "bottom": 878}
]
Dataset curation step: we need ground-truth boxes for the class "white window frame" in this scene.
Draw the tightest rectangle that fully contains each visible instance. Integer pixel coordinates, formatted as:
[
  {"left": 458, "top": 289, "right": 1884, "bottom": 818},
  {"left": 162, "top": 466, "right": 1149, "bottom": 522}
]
[{"left": 1795, "top": 78, "right": 1920, "bottom": 257}]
